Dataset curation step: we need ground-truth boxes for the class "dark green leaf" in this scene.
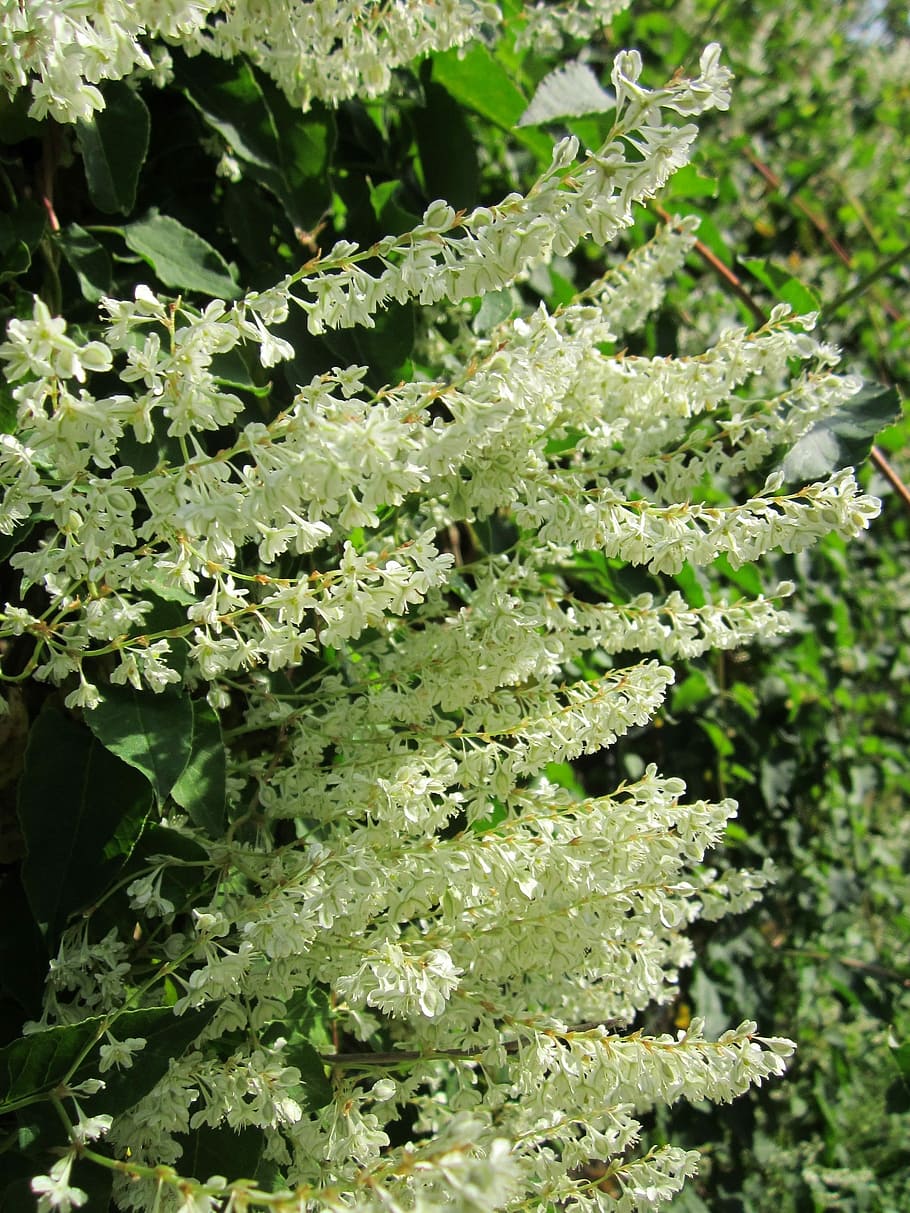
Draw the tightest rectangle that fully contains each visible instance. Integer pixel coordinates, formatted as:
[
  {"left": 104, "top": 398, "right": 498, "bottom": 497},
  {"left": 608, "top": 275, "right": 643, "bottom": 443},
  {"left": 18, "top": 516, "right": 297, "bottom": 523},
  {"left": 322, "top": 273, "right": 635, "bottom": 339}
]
[
  {"left": 174, "top": 52, "right": 335, "bottom": 229},
  {"left": 884, "top": 1076, "right": 910, "bottom": 1115},
  {"left": 85, "top": 684, "right": 194, "bottom": 805},
  {"left": 0, "top": 1005, "right": 215, "bottom": 1116},
  {"left": 414, "top": 81, "right": 480, "bottom": 211},
  {"left": 0, "top": 872, "right": 47, "bottom": 1018},
  {"left": 173, "top": 1124, "right": 279, "bottom": 1187},
  {"left": 56, "top": 224, "right": 113, "bottom": 301},
  {"left": 133, "top": 592, "right": 191, "bottom": 679},
  {"left": 0, "top": 200, "right": 46, "bottom": 284},
  {"left": 75, "top": 80, "right": 150, "bottom": 214},
  {"left": 0, "top": 91, "right": 43, "bottom": 144},
  {"left": 281, "top": 1036, "right": 333, "bottom": 1111},
  {"left": 171, "top": 699, "right": 227, "bottom": 838},
  {"left": 79, "top": 1004, "right": 218, "bottom": 1117},
  {"left": 0, "top": 1017, "right": 100, "bottom": 1111},
  {"left": 122, "top": 211, "right": 241, "bottom": 299},
  {"left": 18, "top": 708, "right": 152, "bottom": 940},
  {"left": 324, "top": 301, "right": 415, "bottom": 387},
  {"left": 891, "top": 1040, "right": 910, "bottom": 1080},
  {"left": 780, "top": 384, "right": 901, "bottom": 483}
]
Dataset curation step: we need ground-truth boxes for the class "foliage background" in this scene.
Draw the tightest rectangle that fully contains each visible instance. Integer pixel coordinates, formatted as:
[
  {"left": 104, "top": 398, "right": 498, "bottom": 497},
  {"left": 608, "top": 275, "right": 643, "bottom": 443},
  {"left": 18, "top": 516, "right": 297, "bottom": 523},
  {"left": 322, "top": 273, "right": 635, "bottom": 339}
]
[
  {"left": 609, "top": 2, "right": 910, "bottom": 1209},
  {"left": 0, "top": 0, "right": 907, "bottom": 1209}
]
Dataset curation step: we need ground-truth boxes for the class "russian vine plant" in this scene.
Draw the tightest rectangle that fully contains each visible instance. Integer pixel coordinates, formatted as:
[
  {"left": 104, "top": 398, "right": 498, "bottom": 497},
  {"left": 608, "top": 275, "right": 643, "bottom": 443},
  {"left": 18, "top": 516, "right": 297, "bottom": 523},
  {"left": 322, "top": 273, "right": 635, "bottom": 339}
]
[{"left": 0, "top": 3, "right": 883, "bottom": 1212}]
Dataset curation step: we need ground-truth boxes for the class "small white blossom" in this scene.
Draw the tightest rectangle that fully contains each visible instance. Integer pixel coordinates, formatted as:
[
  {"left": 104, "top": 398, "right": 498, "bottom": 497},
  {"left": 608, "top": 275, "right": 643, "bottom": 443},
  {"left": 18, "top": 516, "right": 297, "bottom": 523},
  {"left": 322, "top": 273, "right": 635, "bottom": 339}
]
[{"left": 31, "top": 1155, "right": 88, "bottom": 1213}]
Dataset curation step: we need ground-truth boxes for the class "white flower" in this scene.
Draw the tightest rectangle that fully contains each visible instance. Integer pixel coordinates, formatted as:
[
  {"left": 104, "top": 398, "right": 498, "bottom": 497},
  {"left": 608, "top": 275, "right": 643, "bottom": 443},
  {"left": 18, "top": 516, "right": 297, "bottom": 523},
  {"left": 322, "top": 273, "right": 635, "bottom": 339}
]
[
  {"left": 98, "top": 1035, "right": 147, "bottom": 1073},
  {"left": 336, "top": 942, "right": 463, "bottom": 1020},
  {"left": 31, "top": 1155, "right": 87, "bottom": 1213}
]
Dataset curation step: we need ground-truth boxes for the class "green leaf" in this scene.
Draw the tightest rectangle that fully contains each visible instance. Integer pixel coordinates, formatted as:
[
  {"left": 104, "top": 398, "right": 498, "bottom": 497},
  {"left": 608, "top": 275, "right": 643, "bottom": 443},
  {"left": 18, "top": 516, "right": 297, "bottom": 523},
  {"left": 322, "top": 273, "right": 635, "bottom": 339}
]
[
  {"left": 890, "top": 1038, "right": 910, "bottom": 1080},
  {"left": 690, "top": 965, "right": 727, "bottom": 1037},
  {"left": 0, "top": 1018, "right": 101, "bottom": 1112},
  {"left": 414, "top": 80, "right": 480, "bottom": 211},
  {"left": 0, "top": 872, "right": 47, "bottom": 1018},
  {"left": 0, "top": 90, "right": 43, "bottom": 145},
  {"left": 75, "top": 80, "right": 150, "bottom": 215},
  {"left": 699, "top": 719, "right": 734, "bottom": 758},
  {"left": 663, "top": 163, "right": 718, "bottom": 201},
  {"left": 324, "top": 301, "right": 415, "bottom": 387},
  {"left": 472, "top": 289, "right": 514, "bottom": 335},
  {"left": 518, "top": 61, "right": 613, "bottom": 126},
  {"left": 56, "top": 224, "right": 112, "bottom": 301},
  {"left": 367, "top": 179, "right": 420, "bottom": 237},
  {"left": 671, "top": 671, "right": 712, "bottom": 714},
  {"left": 0, "top": 199, "right": 46, "bottom": 284},
  {"left": 81, "top": 1004, "right": 218, "bottom": 1117},
  {"left": 171, "top": 699, "right": 227, "bottom": 838},
  {"left": 780, "top": 384, "right": 901, "bottom": 483},
  {"left": 86, "top": 684, "right": 194, "bottom": 805},
  {"left": 173, "top": 52, "right": 335, "bottom": 230},
  {"left": 173, "top": 1124, "right": 278, "bottom": 1188},
  {"left": 431, "top": 44, "right": 551, "bottom": 161},
  {"left": 0, "top": 1005, "right": 215, "bottom": 1116},
  {"left": 281, "top": 1035, "right": 333, "bottom": 1111},
  {"left": 122, "top": 211, "right": 241, "bottom": 299},
  {"left": 18, "top": 707, "right": 151, "bottom": 940},
  {"left": 739, "top": 257, "right": 820, "bottom": 315}
]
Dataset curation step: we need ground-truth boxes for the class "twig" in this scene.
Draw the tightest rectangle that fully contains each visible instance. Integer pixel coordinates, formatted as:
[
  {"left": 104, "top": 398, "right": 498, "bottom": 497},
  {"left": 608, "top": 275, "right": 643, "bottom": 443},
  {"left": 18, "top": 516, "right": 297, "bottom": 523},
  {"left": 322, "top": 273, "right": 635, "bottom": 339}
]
[
  {"left": 780, "top": 947, "right": 910, "bottom": 987},
  {"left": 323, "top": 1020, "right": 623, "bottom": 1069},
  {"left": 654, "top": 207, "right": 910, "bottom": 517},
  {"left": 870, "top": 445, "right": 910, "bottom": 511},
  {"left": 826, "top": 241, "right": 910, "bottom": 314},
  {"left": 744, "top": 148, "right": 852, "bottom": 266},
  {"left": 653, "top": 203, "right": 765, "bottom": 325},
  {"left": 744, "top": 147, "right": 904, "bottom": 324}
]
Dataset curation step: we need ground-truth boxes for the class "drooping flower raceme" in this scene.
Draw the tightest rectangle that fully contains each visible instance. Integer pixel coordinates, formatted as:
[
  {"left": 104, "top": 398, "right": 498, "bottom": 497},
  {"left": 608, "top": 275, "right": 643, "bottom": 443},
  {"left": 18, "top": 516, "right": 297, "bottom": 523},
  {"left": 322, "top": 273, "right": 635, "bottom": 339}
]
[
  {"left": 1, "top": 0, "right": 633, "bottom": 122},
  {"left": 0, "top": 32, "right": 881, "bottom": 1213}
]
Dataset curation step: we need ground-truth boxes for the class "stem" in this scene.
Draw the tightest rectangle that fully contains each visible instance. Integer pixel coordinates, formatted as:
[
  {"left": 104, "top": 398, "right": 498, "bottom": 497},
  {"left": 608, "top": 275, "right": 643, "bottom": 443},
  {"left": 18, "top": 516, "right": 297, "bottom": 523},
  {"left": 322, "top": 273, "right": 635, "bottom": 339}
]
[
  {"left": 870, "top": 446, "right": 910, "bottom": 512},
  {"left": 652, "top": 203, "right": 765, "bottom": 325},
  {"left": 779, "top": 947, "right": 910, "bottom": 987},
  {"left": 826, "top": 241, "right": 910, "bottom": 314},
  {"left": 743, "top": 147, "right": 852, "bottom": 266},
  {"left": 654, "top": 208, "right": 910, "bottom": 518},
  {"left": 323, "top": 1019, "right": 623, "bottom": 1069},
  {"left": 39, "top": 125, "right": 61, "bottom": 234},
  {"left": 744, "top": 146, "right": 905, "bottom": 324}
]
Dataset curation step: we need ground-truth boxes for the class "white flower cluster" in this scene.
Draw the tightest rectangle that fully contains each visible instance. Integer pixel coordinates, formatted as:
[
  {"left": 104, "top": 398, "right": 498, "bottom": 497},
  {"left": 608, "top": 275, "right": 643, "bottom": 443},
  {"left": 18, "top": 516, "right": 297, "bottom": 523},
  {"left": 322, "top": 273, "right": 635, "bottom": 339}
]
[
  {"left": 515, "top": 0, "right": 633, "bottom": 53},
  {"left": 0, "top": 0, "right": 217, "bottom": 123},
  {"left": 2, "top": 0, "right": 637, "bottom": 123},
  {"left": 292, "top": 47, "right": 731, "bottom": 335},
  {"left": 1, "top": 33, "right": 883, "bottom": 1213}
]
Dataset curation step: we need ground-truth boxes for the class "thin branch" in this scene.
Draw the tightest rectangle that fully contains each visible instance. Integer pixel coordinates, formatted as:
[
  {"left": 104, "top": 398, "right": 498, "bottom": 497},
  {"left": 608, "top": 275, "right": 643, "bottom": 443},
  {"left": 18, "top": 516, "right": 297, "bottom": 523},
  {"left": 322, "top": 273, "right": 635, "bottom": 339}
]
[
  {"left": 744, "top": 146, "right": 904, "bottom": 324},
  {"left": 826, "top": 241, "right": 910, "bottom": 314},
  {"left": 323, "top": 1020, "right": 623, "bottom": 1069},
  {"left": 871, "top": 445, "right": 910, "bottom": 512},
  {"left": 653, "top": 203, "right": 765, "bottom": 324},
  {"left": 655, "top": 206, "right": 910, "bottom": 518},
  {"left": 780, "top": 947, "right": 910, "bottom": 987},
  {"left": 744, "top": 147, "right": 852, "bottom": 266}
]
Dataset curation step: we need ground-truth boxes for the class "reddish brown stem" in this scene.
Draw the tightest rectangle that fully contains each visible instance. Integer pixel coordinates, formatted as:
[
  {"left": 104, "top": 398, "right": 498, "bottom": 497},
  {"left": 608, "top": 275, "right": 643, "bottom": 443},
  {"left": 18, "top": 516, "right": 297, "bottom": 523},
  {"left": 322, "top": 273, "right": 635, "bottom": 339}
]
[
  {"left": 744, "top": 147, "right": 902, "bottom": 324},
  {"left": 871, "top": 445, "right": 910, "bottom": 512},
  {"left": 654, "top": 203, "right": 765, "bottom": 325},
  {"left": 654, "top": 207, "right": 910, "bottom": 516}
]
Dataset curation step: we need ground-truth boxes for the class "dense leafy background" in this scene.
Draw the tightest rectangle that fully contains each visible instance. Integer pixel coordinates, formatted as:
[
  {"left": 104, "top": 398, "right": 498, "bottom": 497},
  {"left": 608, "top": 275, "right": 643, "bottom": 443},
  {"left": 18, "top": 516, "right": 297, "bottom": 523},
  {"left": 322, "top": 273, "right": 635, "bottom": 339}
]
[{"left": 0, "top": 0, "right": 908, "bottom": 1209}]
